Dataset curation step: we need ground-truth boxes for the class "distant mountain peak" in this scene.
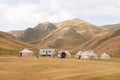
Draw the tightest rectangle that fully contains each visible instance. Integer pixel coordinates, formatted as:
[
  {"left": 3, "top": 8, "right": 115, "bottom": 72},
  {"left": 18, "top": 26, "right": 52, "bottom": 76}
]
[
  {"left": 34, "top": 22, "right": 57, "bottom": 31},
  {"left": 71, "top": 18, "right": 83, "bottom": 21},
  {"left": 36, "top": 21, "right": 52, "bottom": 26},
  {"left": 44, "top": 21, "right": 52, "bottom": 24},
  {"left": 17, "top": 21, "right": 57, "bottom": 42},
  {"left": 101, "top": 23, "right": 120, "bottom": 31}
]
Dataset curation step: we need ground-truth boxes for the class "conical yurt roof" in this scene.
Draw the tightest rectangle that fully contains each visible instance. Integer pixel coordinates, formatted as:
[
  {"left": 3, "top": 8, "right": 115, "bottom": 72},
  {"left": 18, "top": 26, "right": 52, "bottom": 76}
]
[
  {"left": 20, "top": 48, "right": 34, "bottom": 54},
  {"left": 76, "top": 51, "right": 83, "bottom": 55},
  {"left": 101, "top": 53, "right": 109, "bottom": 56},
  {"left": 81, "top": 51, "right": 90, "bottom": 56}
]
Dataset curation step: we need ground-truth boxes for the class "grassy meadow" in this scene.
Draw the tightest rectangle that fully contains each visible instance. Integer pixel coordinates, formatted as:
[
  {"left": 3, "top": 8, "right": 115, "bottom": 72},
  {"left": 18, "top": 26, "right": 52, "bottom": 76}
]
[{"left": 0, "top": 56, "right": 120, "bottom": 80}]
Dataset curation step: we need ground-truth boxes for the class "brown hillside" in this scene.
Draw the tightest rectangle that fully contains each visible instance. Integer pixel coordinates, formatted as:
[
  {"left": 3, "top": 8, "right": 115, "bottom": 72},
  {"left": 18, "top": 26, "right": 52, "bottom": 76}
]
[
  {"left": 101, "top": 23, "right": 120, "bottom": 31},
  {"left": 74, "top": 29, "right": 120, "bottom": 57},
  {"left": 0, "top": 31, "right": 38, "bottom": 55},
  {"left": 8, "top": 30, "right": 24, "bottom": 39},
  {"left": 37, "top": 18, "right": 105, "bottom": 50},
  {"left": 16, "top": 22, "right": 57, "bottom": 42},
  {"left": 39, "top": 27, "right": 84, "bottom": 49}
]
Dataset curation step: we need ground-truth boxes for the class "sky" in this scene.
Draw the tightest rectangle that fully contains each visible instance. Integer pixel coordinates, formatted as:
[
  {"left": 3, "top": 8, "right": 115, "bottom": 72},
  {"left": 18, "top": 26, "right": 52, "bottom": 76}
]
[{"left": 0, "top": 0, "right": 120, "bottom": 31}]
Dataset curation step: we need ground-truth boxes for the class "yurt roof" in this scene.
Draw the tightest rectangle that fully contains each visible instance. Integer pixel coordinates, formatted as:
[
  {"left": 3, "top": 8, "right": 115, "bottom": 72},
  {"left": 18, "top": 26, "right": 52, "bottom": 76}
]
[
  {"left": 89, "top": 50, "right": 97, "bottom": 56},
  {"left": 65, "top": 51, "right": 70, "bottom": 55},
  {"left": 77, "top": 51, "right": 83, "bottom": 55},
  {"left": 20, "top": 48, "right": 34, "bottom": 54},
  {"left": 82, "top": 51, "right": 90, "bottom": 55},
  {"left": 101, "top": 53, "right": 110, "bottom": 57},
  {"left": 82, "top": 50, "right": 97, "bottom": 56}
]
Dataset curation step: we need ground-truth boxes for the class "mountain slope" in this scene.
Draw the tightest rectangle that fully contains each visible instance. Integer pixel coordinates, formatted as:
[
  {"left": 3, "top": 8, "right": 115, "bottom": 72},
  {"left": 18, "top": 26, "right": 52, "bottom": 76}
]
[
  {"left": 0, "top": 31, "right": 37, "bottom": 55},
  {"left": 36, "top": 18, "right": 105, "bottom": 49},
  {"left": 8, "top": 30, "right": 24, "bottom": 39},
  {"left": 38, "top": 27, "right": 84, "bottom": 49},
  {"left": 13, "top": 22, "right": 57, "bottom": 42},
  {"left": 101, "top": 23, "right": 120, "bottom": 31},
  {"left": 74, "top": 29, "right": 120, "bottom": 57}
]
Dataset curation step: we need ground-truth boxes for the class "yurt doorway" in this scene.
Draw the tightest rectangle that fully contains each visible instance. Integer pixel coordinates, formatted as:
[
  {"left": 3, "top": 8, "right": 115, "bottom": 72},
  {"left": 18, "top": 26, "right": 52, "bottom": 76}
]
[
  {"left": 61, "top": 52, "right": 66, "bottom": 58},
  {"left": 20, "top": 53, "right": 22, "bottom": 57},
  {"left": 78, "top": 55, "right": 81, "bottom": 59}
]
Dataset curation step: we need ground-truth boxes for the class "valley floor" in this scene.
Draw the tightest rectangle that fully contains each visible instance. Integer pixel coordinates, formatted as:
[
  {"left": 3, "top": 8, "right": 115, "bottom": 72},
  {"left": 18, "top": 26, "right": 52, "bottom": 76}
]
[{"left": 0, "top": 56, "right": 120, "bottom": 80}]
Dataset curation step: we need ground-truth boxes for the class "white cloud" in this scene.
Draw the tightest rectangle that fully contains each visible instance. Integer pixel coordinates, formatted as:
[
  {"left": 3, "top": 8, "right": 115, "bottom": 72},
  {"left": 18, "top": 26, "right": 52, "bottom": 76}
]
[{"left": 0, "top": 0, "right": 120, "bottom": 31}]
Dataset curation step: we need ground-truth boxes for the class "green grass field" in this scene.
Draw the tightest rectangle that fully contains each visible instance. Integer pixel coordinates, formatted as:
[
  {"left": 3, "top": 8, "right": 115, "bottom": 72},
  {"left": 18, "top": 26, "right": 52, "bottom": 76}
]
[{"left": 0, "top": 56, "right": 120, "bottom": 80}]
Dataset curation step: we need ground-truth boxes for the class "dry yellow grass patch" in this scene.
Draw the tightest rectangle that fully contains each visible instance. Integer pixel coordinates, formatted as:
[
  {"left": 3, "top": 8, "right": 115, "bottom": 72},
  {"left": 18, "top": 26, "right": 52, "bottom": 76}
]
[{"left": 0, "top": 56, "right": 120, "bottom": 80}]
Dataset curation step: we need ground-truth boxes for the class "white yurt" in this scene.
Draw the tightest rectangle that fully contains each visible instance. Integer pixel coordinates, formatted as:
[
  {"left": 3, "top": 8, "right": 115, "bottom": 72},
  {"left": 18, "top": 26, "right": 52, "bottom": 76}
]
[
  {"left": 81, "top": 50, "right": 98, "bottom": 59},
  {"left": 19, "top": 48, "right": 34, "bottom": 57},
  {"left": 81, "top": 51, "right": 90, "bottom": 59},
  {"left": 65, "top": 51, "right": 71, "bottom": 58},
  {"left": 89, "top": 50, "right": 98, "bottom": 59},
  {"left": 100, "top": 53, "right": 110, "bottom": 59},
  {"left": 75, "top": 51, "right": 83, "bottom": 59},
  {"left": 58, "top": 54, "right": 61, "bottom": 58}
]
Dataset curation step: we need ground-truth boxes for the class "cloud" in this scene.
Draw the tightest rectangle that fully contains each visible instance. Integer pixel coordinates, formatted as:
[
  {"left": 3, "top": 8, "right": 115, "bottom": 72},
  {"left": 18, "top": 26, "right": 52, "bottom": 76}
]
[{"left": 0, "top": 0, "right": 120, "bottom": 31}]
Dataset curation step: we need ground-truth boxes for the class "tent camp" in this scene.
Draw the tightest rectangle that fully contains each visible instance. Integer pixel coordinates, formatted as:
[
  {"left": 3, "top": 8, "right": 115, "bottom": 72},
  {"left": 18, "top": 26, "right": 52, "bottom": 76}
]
[
  {"left": 75, "top": 51, "right": 83, "bottom": 59},
  {"left": 100, "top": 53, "right": 110, "bottom": 59},
  {"left": 81, "top": 50, "right": 98, "bottom": 59},
  {"left": 19, "top": 48, "right": 34, "bottom": 57}
]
